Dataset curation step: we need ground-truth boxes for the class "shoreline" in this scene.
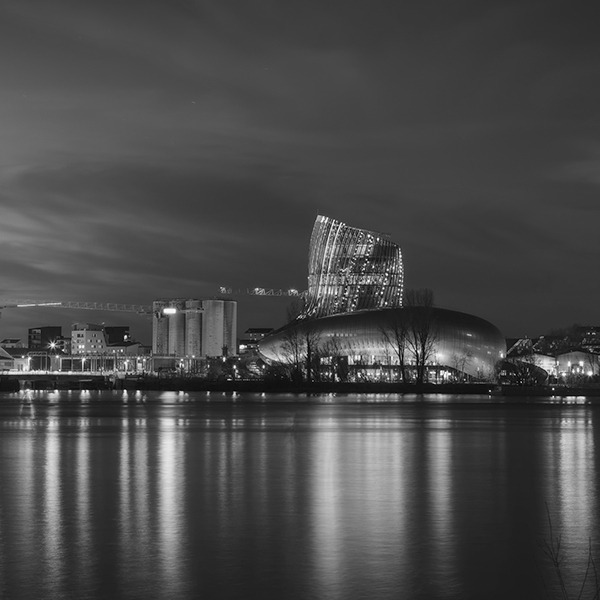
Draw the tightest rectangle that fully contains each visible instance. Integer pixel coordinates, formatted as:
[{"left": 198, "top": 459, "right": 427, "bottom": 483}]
[{"left": 2, "top": 375, "right": 600, "bottom": 397}]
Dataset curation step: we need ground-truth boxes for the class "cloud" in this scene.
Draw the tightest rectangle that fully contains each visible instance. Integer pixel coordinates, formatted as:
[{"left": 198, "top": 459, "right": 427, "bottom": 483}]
[
  {"left": 557, "top": 149, "right": 600, "bottom": 189},
  {"left": 1, "top": 160, "right": 314, "bottom": 301},
  {"left": 1, "top": 0, "right": 600, "bottom": 339}
]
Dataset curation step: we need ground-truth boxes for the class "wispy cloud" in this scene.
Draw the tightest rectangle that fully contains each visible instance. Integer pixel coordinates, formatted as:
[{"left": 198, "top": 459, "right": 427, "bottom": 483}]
[{"left": 1, "top": 0, "right": 600, "bottom": 338}]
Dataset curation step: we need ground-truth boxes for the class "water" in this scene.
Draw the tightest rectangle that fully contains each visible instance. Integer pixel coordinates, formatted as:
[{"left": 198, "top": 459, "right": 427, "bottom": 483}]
[{"left": 0, "top": 390, "right": 599, "bottom": 599}]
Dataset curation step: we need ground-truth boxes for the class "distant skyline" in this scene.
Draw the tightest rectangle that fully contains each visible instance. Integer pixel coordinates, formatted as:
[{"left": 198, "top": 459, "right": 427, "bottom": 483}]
[{"left": 1, "top": 0, "right": 599, "bottom": 343}]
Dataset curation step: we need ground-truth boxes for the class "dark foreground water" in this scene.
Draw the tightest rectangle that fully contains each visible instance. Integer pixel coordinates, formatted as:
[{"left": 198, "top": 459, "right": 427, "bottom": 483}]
[{"left": 1, "top": 391, "right": 599, "bottom": 600}]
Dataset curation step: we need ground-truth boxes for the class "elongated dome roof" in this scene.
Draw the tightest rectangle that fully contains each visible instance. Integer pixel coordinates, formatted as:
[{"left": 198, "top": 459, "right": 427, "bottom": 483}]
[{"left": 259, "top": 306, "right": 505, "bottom": 378}]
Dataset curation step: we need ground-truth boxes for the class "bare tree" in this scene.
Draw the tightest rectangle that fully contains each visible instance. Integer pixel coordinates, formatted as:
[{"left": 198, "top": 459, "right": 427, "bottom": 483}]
[
  {"left": 404, "top": 288, "right": 438, "bottom": 385},
  {"left": 451, "top": 350, "right": 473, "bottom": 382},
  {"left": 303, "top": 324, "right": 322, "bottom": 383},
  {"left": 276, "top": 319, "right": 322, "bottom": 384},
  {"left": 585, "top": 352, "right": 599, "bottom": 379},
  {"left": 506, "top": 340, "right": 547, "bottom": 386},
  {"left": 318, "top": 335, "right": 349, "bottom": 382},
  {"left": 278, "top": 325, "right": 305, "bottom": 383},
  {"left": 379, "top": 311, "right": 410, "bottom": 382}
]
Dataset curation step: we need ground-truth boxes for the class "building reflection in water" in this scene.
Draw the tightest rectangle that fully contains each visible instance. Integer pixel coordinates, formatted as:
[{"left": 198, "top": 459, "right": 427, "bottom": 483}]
[
  {"left": 310, "top": 413, "right": 460, "bottom": 598},
  {"left": 427, "top": 422, "right": 454, "bottom": 596},
  {"left": 76, "top": 420, "right": 91, "bottom": 593},
  {"left": 118, "top": 416, "right": 133, "bottom": 589},
  {"left": 312, "top": 418, "right": 344, "bottom": 598},
  {"left": 43, "top": 422, "right": 63, "bottom": 596},
  {"left": 157, "top": 417, "right": 185, "bottom": 597},
  {"left": 0, "top": 400, "right": 599, "bottom": 600},
  {"left": 548, "top": 409, "right": 598, "bottom": 583}
]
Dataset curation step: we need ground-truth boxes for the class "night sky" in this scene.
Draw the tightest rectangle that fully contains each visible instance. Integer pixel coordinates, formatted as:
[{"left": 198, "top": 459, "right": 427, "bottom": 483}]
[{"left": 1, "top": 0, "right": 599, "bottom": 344}]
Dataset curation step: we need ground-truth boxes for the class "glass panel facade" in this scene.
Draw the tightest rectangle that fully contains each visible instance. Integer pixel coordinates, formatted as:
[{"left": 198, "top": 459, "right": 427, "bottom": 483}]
[{"left": 303, "top": 215, "right": 404, "bottom": 318}]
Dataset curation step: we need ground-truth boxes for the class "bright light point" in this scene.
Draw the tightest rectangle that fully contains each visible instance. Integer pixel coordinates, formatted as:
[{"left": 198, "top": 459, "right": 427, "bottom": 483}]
[{"left": 163, "top": 307, "right": 177, "bottom": 314}]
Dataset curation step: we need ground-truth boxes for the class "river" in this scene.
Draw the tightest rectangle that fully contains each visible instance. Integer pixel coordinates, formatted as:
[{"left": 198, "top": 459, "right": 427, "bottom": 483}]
[{"left": 0, "top": 390, "right": 599, "bottom": 599}]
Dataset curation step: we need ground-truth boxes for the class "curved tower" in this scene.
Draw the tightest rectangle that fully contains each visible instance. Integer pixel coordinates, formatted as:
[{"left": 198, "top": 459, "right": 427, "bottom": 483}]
[{"left": 303, "top": 215, "right": 404, "bottom": 318}]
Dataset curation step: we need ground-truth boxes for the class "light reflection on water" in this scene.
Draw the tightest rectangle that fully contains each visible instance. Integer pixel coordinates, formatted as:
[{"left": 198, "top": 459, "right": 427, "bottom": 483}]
[
  {"left": 75, "top": 423, "right": 91, "bottom": 596},
  {"left": 43, "top": 427, "right": 62, "bottom": 594},
  {"left": 554, "top": 415, "right": 597, "bottom": 574},
  {"left": 0, "top": 391, "right": 599, "bottom": 599}
]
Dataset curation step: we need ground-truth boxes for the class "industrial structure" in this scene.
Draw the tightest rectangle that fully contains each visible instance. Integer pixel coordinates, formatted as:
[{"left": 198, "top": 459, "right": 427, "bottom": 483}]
[
  {"left": 0, "top": 297, "right": 239, "bottom": 374},
  {"left": 152, "top": 298, "right": 237, "bottom": 358}
]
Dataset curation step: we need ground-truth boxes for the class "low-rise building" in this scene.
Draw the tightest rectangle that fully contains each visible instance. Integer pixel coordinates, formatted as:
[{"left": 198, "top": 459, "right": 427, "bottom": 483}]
[
  {"left": 28, "top": 326, "right": 62, "bottom": 350},
  {"left": 0, "top": 346, "right": 14, "bottom": 370},
  {"left": 0, "top": 338, "right": 26, "bottom": 349},
  {"left": 105, "top": 326, "right": 131, "bottom": 345},
  {"left": 1, "top": 347, "right": 30, "bottom": 371},
  {"left": 238, "top": 328, "right": 274, "bottom": 354},
  {"left": 556, "top": 350, "right": 599, "bottom": 378},
  {"left": 71, "top": 323, "right": 107, "bottom": 355}
]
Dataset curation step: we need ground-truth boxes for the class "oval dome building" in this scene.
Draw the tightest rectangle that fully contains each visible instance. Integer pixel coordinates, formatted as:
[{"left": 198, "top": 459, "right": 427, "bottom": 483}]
[
  {"left": 259, "top": 215, "right": 505, "bottom": 381},
  {"left": 259, "top": 306, "right": 505, "bottom": 380}
]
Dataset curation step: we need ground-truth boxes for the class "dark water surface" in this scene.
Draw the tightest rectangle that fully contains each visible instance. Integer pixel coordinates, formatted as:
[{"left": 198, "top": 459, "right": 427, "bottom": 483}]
[{"left": 1, "top": 390, "right": 599, "bottom": 599}]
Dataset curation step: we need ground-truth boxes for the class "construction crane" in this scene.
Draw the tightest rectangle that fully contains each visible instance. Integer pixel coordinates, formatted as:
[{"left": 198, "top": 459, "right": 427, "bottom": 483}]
[
  {"left": 0, "top": 301, "right": 153, "bottom": 318},
  {"left": 219, "top": 287, "right": 305, "bottom": 297}
]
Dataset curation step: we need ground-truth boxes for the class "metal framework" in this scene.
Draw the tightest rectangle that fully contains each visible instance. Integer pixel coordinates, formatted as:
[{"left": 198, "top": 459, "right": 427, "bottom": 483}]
[
  {"left": 219, "top": 287, "right": 303, "bottom": 297},
  {"left": 0, "top": 301, "right": 153, "bottom": 316},
  {"left": 302, "top": 215, "right": 404, "bottom": 318}
]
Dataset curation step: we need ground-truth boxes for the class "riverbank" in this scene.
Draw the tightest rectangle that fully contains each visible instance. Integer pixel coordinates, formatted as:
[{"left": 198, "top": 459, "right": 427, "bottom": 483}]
[{"left": 3, "top": 373, "right": 600, "bottom": 397}]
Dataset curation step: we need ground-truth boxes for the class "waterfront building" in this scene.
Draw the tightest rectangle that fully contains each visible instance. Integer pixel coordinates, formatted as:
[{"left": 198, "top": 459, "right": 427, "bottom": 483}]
[
  {"left": 0, "top": 346, "right": 14, "bottom": 370},
  {"left": 303, "top": 214, "right": 403, "bottom": 319},
  {"left": 104, "top": 342, "right": 151, "bottom": 373},
  {"left": 238, "top": 328, "right": 274, "bottom": 354},
  {"left": 0, "top": 338, "right": 26, "bottom": 348},
  {"left": 1, "top": 347, "right": 34, "bottom": 371},
  {"left": 152, "top": 298, "right": 237, "bottom": 358},
  {"left": 71, "top": 323, "right": 107, "bottom": 355},
  {"left": 259, "top": 214, "right": 504, "bottom": 380},
  {"left": 581, "top": 326, "right": 600, "bottom": 353},
  {"left": 506, "top": 336, "right": 600, "bottom": 380},
  {"left": 259, "top": 306, "right": 505, "bottom": 380},
  {"left": 104, "top": 326, "right": 130, "bottom": 345},
  {"left": 556, "top": 350, "right": 599, "bottom": 378},
  {"left": 50, "top": 336, "right": 71, "bottom": 354},
  {"left": 28, "top": 326, "right": 62, "bottom": 349}
]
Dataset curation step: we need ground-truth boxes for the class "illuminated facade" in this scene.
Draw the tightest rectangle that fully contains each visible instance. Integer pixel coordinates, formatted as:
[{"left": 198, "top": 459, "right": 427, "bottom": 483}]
[
  {"left": 303, "top": 215, "right": 403, "bottom": 319},
  {"left": 259, "top": 215, "right": 505, "bottom": 380},
  {"left": 71, "top": 323, "right": 107, "bottom": 355},
  {"left": 259, "top": 306, "right": 505, "bottom": 379}
]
